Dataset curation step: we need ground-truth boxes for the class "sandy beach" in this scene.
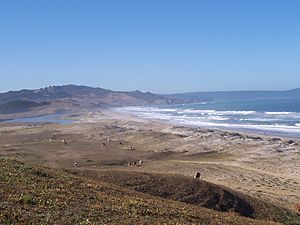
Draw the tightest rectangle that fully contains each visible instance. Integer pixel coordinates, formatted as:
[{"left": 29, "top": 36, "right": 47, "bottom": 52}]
[{"left": 0, "top": 109, "right": 299, "bottom": 212}]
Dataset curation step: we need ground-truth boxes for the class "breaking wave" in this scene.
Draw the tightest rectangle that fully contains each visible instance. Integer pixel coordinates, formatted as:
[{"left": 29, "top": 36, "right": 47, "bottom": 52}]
[{"left": 117, "top": 106, "right": 300, "bottom": 136}]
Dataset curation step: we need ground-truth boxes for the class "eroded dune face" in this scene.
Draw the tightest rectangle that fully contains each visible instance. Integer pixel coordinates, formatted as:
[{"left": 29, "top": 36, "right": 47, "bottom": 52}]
[{"left": 95, "top": 170, "right": 297, "bottom": 223}]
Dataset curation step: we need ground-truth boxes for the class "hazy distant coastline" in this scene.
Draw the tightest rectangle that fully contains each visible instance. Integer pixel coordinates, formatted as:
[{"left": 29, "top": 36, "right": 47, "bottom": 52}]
[{"left": 1, "top": 85, "right": 300, "bottom": 138}]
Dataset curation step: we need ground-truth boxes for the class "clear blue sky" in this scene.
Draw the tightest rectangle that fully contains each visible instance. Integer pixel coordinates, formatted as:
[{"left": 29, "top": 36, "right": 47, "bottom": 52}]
[{"left": 1, "top": 0, "right": 300, "bottom": 93}]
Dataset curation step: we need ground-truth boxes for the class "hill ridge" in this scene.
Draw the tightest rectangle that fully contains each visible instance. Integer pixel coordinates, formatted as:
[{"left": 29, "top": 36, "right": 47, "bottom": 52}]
[{"left": 0, "top": 84, "right": 179, "bottom": 108}]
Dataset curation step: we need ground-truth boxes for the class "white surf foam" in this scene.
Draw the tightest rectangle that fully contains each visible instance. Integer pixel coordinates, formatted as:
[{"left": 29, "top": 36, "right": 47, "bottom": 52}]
[
  {"left": 239, "top": 118, "right": 278, "bottom": 122},
  {"left": 214, "top": 111, "right": 256, "bottom": 116},
  {"left": 117, "top": 107, "right": 300, "bottom": 135},
  {"left": 178, "top": 109, "right": 256, "bottom": 116},
  {"left": 208, "top": 116, "right": 230, "bottom": 121},
  {"left": 178, "top": 109, "right": 216, "bottom": 114},
  {"left": 179, "top": 119, "right": 300, "bottom": 133},
  {"left": 265, "top": 112, "right": 293, "bottom": 115}
]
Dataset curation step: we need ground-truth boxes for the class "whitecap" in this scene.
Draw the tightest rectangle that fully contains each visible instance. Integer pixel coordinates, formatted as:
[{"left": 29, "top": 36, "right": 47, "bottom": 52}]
[
  {"left": 214, "top": 111, "right": 256, "bottom": 116},
  {"left": 208, "top": 116, "right": 230, "bottom": 121},
  {"left": 265, "top": 112, "right": 293, "bottom": 115},
  {"left": 240, "top": 118, "right": 278, "bottom": 122}
]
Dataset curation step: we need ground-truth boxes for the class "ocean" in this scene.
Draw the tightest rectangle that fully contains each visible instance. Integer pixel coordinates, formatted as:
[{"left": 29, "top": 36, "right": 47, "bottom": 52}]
[
  {"left": 5, "top": 113, "right": 72, "bottom": 124},
  {"left": 117, "top": 98, "right": 300, "bottom": 137}
]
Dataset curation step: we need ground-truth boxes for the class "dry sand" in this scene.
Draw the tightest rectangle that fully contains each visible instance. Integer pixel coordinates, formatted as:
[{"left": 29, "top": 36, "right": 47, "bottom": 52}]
[{"left": 0, "top": 109, "right": 299, "bottom": 211}]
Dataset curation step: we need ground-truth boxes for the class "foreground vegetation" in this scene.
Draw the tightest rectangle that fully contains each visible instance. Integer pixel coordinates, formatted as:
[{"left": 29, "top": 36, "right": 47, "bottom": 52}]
[
  {"left": 95, "top": 170, "right": 299, "bottom": 224},
  {"left": 0, "top": 158, "right": 298, "bottom": 224}
]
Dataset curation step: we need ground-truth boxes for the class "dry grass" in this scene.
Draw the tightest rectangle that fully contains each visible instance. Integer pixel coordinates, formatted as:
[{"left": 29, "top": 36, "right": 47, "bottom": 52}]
[
  {"left": 86, "top": 170, "right": 300, "bottom": 224},
  {"left": 0, "top": 158, "right": 280, "bottom": 225}
]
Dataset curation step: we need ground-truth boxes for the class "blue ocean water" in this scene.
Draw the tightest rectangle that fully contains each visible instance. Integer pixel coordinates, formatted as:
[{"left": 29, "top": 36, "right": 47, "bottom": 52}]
[
  {"left": 118, "top": 98, "right": 300, "bottom": 137},
  {"left": 5, "top": 113, "right": 72, "bottom": 124}
]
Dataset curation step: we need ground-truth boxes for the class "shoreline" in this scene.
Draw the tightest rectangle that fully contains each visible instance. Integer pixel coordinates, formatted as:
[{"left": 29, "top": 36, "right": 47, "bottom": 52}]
[
  {"left": 0, "top": 108, "right": 299, "bottom": 210},
  {"left": 2, "top": 107, "right": 300, "bottom": 141},
  {"left": 107, "top": 108, "right": 300, "bottom": 140},
  {"left": 114, "top": 106, "right": 300, "bottom": 139}
]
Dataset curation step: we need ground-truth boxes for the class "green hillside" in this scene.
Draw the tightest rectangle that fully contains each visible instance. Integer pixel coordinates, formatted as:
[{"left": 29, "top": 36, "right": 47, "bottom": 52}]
[{"left": 0, "top": 100, "right": 49, "bottom": 114}]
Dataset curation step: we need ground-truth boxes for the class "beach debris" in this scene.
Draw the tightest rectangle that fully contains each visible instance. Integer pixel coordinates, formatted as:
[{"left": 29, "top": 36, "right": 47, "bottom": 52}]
[
  {"left": 128, "top": 146, "right": 135, "bottom": 150},
  {"left": 287, "top": 140, "right": 295, "bottom": 145},
  {"left": 107, "top": 138, "right": 111, "bottom": 142},
  {"left": 194, "top": 172, "right": 201, "bottom": 179},
  {"left": 137, "top": 160, "right": 143, "bottom": 167},
  {"left": 119, "top": 142, "right": 123, "bottom": 145},
  {"left": 128, "top": 160, "right": 143, "bottom": 167},
  {"left": 102, "top": 142, "right": 106, "bottom": 146},
  {"left": 74, "top": 162, "right": 78, "bottom": 167}
]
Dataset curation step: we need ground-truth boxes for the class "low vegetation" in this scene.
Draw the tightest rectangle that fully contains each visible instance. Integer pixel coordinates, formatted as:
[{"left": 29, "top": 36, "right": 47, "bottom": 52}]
[
  {"left": 0, "top": 100, "right": 49, "bottom": 114},
  {"left": 93, "top": 170, "right": 300, "bottom": 224},
  {"left": 0, "top": 158, "right": 281, "bottom": 224}
]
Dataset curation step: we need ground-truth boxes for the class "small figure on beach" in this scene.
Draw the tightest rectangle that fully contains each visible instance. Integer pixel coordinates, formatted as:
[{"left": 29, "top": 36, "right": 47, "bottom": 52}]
[
  {"left": 194, "top": 172, "right": 201, "bottom": 179},
  {"left": 127, "top": 161, "right": 135, "bottom": 166}
]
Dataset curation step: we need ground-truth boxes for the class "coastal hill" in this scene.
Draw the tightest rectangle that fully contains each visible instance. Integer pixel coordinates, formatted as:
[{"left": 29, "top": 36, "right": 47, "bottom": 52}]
[
  {"left": 0, "top": 85, "right": 178, "bottom": 109},
  {"left": 94, "top": 170, "right": 298, "bottom": 224},
  {"left": 1, "top": 85, "right": 300, "bottom": 115},
  {"left": 0, "top": 158, "right": 286, "bottom": 224},
  {"left": 2, "top": 85, "right": 300, "bottom": 108},
  {"left": 0, "top": 100, "right": 49, "bottom": 114}
]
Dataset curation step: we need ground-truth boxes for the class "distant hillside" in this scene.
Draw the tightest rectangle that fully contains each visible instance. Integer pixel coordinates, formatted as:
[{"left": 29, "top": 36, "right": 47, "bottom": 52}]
[
  {"left": 0, "top": 85, "right": 179, "bottom": 107},
  {"left": 0, "top": 100, "right": 49, "bottom": 114},
  {"left": 164, "top": 88, "right": 300, "bottom": 102},
  {"left": 2, "top": 86, "right": 300, "bottom": 110}
]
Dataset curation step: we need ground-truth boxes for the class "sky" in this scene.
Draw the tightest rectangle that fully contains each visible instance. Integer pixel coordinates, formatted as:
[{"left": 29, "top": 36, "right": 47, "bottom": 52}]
[{"left": 0, "top": 0, "right": 300, "bottom": 94}]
